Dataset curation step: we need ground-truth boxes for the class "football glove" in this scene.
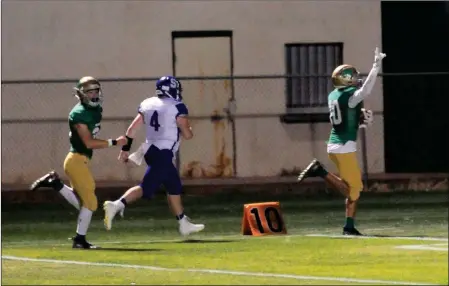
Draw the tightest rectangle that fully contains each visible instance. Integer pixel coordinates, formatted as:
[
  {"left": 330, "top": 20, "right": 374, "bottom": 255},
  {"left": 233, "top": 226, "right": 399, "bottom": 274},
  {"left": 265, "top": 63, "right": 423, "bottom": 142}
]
[
  {"left": 373, "top": 47, "right": 387, "bottom": 67},
  {"left": 359, "top": 108, "right": 374, "bottom": 129}
]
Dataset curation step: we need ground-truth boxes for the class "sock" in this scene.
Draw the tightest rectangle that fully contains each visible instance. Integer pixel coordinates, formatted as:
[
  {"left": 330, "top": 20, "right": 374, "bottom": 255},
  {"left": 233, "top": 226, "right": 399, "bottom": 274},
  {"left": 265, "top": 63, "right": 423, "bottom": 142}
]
[
  {"left": 53, "top": 179, "right": 64, "bottom": 191},
  {"left": 76, "top": 207, "right": 93, "bottom": 236},
  {"left": 176, "top": 213, "right": 185, "bottom": 221},
  {"left": 114, "top": 198, "right": 127, "bottom": 211},
  {"left": 59, "top": 184, "right": 80, "bottom": 210},
  {"left": 316, "top": 166, "right": 328, "bottom": 178},
  {"left": 75, "top": 233, "right": 85, "bottom": 241},
  {"left": 344, "top": 217, "right": 355, "bottom": 229}
]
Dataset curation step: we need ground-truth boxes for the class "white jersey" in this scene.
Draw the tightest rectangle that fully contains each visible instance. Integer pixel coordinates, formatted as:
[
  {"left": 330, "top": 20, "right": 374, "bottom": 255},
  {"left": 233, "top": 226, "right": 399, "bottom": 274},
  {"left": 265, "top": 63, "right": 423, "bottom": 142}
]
[{"left": 138, "top": 96, "right": 188, "bottom": 153}]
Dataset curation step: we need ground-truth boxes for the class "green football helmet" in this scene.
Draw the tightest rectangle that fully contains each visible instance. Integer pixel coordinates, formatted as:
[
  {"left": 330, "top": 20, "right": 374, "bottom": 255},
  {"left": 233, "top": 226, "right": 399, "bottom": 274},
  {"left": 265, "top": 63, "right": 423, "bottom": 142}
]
[
  {"left": 331, "top": 64, "right": 362, "bottom": 89},
  {"left": 73, "top": 76, "right": 103, "bottom": 108}
]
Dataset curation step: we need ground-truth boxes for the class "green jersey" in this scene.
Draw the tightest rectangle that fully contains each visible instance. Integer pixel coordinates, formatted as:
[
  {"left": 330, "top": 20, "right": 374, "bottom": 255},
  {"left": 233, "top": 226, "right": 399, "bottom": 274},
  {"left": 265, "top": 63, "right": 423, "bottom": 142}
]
[
  {"left": 328, "top": 87, "right": 362, "bottom": 144},
  {"left": 68, "top": 103, "right": 103, "bottom": 159}
]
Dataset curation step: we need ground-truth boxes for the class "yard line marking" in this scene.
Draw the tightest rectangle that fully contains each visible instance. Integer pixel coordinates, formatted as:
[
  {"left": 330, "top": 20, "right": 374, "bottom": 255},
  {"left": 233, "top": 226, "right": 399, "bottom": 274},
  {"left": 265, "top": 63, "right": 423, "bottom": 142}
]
[
  {"left": 306, "top": 234, "right": 449, "bottom": 242},
  {"left": 1, "top": 255, "right": 436, "bottom": 285},
  {"left": 363, "top": 227, "right": 399, "bottom": 232},
  {"left": 3, "top": 233, "right": 449, "bottom": 247},
  {"left": 395, "top": 243, "right": 448, "bottom": 252}
]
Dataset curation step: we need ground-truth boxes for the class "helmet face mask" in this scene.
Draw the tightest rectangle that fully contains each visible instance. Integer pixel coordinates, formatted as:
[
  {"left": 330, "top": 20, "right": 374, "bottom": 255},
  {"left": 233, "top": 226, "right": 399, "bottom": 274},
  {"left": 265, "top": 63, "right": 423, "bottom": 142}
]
[
  {"left": 74, "top": 76, "right": 103, "bottom": 108},
  {"left": 155, "top": 76, "right": 183, "bottom": 101},
  {"left": 331, "top": 65, "right": 361, "bottom": 89}
]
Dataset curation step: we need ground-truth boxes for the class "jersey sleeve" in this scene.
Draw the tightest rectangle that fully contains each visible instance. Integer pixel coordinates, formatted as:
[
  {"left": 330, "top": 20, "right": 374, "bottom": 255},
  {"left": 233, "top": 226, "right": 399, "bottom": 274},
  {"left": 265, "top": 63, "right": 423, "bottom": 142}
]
[
  {"left": 138, "top": 103, "right": 144, "bottom": 115},
  {"left": 175, "top": 103, "right": 189, "bottom": 118},
  {"left": 138, "top": 101, "right": 148, "bottom": 123},
  {"left": 69, "top": 110, "right": 89, "bottom": 125}
]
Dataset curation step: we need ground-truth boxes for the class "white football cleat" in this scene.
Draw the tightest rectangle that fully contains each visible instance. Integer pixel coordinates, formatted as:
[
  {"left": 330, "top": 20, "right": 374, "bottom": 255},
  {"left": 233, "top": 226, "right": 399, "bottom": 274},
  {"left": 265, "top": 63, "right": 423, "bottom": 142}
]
[
  {"left": 178, "top": 216, "right": 205, "bottom": 237},
  {"left": 103, "top": 201, "right": 121, "bottom": 231}
]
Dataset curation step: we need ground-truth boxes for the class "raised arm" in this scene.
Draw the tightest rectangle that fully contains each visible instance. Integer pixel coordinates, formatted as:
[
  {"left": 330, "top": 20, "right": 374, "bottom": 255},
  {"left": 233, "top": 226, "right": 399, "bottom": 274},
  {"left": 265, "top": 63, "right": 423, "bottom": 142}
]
[{"left": 348, "top": 47, "right": 386, "bottom": 108}]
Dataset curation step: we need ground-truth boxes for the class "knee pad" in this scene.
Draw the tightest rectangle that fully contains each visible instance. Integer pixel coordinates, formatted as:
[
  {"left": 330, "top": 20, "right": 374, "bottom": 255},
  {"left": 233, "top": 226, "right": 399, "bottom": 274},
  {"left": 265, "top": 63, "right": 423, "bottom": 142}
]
[
  {"left": 80, "top": 190, "right": 98, "bottom": 211},
  {"left": 348, "top": 191, "right": 360, "bottom": 202},
  {"left": 348, "top": 184, "right": 362, "bottom": 202},
  {"left": 84, "top": 196, "right": 98, "bottom": 211}
]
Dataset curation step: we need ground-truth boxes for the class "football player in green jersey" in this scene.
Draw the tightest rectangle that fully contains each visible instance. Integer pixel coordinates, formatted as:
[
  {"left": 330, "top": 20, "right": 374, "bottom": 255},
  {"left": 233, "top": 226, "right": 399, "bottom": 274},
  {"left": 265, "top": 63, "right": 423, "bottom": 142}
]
[
  {"left": 30, "top": 76, "right": 127, "bottom": 249},
  {"left": 297, "top": 47, "right": 386, "bottom": 236}
]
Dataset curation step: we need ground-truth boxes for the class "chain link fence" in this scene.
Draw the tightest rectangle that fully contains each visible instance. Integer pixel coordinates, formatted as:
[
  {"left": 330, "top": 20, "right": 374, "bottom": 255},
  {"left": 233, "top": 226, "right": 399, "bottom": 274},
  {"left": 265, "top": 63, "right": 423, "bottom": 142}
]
[{"left": 2, "top": 73, "right": 447, "bottom": 187}]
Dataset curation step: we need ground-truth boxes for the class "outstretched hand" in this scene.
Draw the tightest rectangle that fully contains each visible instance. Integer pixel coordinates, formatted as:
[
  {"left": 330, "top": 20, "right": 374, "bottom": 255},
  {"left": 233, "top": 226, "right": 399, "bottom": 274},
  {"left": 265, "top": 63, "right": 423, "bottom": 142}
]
[{"left": 374, "top": 47, "right": 386, "bottom": 66}]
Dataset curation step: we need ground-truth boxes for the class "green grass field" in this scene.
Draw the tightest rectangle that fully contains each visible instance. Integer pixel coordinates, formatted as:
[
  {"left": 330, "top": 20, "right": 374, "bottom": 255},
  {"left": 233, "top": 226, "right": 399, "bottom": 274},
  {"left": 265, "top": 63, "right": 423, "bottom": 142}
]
[{"left": 2, "top": 191, "right": 448, "bottom": 285}]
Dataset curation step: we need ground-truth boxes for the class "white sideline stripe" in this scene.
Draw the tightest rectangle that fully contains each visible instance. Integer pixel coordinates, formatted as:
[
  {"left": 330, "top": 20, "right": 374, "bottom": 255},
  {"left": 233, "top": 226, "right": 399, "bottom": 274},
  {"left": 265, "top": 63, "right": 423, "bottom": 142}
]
[
  {"left": 4, "top": 233, "right": 449, "bottom": 247},
  {"left": 306, "top": 234, "right": 449, "bottom": 242},
  {"left": 2, "top": 233, "right": 319, "bottom": 247},
  {"left": 395, "top": 244, "right": 448, "bottom": 252},
  {"left": 362, "top": 227, "right": 398, "bottom": 231},
  {"left": 1, "top": 255, "right": 435, "bottom": 285},
  {"left": 2, "top": 234, "right": 255, "bottom": 247}
]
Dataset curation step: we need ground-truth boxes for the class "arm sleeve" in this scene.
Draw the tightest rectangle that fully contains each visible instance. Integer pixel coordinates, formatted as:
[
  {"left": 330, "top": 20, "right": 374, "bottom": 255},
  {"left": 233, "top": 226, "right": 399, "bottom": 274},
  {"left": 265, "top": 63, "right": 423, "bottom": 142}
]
[
  {"left": 348, "top": 64, "right": 381, "bottom": 108},
  {"left": 175, "top": 103, "right": 189, "bottom": 118}
]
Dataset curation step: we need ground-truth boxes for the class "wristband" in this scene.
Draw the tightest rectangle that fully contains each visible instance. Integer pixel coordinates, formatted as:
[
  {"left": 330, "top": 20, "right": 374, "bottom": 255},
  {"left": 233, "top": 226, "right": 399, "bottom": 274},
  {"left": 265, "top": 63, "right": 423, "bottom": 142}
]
[
  {"left": 108, "top": 139, "right": 118, "bottom": 147},
  {"left": 121, "top": 136, "right": 133, "bottom": 151}
]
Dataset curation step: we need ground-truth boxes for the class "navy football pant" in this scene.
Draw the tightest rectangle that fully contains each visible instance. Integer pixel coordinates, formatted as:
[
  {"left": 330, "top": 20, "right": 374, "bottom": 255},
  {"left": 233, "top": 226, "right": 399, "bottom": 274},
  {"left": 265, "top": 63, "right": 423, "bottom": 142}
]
[{"left": 140, "top": 145, "right": 182, "bottom": 198}]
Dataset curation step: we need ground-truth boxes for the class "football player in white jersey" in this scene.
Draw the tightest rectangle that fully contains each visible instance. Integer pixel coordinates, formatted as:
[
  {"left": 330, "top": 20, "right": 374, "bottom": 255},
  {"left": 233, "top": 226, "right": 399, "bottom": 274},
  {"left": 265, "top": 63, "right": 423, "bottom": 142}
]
[{"left": 102, "top": 76, "right": 205, "bottom": 236}]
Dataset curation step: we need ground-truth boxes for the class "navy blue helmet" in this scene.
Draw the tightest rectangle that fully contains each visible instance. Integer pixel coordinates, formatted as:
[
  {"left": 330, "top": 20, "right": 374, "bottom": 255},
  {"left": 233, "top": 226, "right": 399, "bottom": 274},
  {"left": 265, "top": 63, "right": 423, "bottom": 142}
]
[{"left": 155, "top": 76, "right": 183, "bottom": 101}]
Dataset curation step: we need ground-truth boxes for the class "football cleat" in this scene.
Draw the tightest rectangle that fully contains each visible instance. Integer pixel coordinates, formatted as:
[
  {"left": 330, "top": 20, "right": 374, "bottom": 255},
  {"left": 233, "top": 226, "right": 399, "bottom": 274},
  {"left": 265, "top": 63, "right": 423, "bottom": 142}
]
[
  {"left": 30, "top": 171, "right": 63, "bottom": 191},
  {"left": 71, "top": 236, "right": 99, "bottom": 249},
  {"left": 343, "top": 227, "right": 363, "bottom": 236},
  {"left": 103, "top": 201, "right": 124, "bottom": 231},
  {"left": 179, "top": 216, "right": 205, "bottom": 237},
  {"left": 297, "top": 159, "right": 326, "bottom": 183}
]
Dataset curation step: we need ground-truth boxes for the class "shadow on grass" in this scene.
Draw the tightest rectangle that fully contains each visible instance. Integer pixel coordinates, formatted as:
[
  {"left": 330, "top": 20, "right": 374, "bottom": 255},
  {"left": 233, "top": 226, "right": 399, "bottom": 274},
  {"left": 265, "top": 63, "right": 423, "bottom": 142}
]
[
  {"left": 91, "top": 247, "right": 163, "bottom": 252},
  {"left": 176, "top": 239, "right": 237, "bottom": 244}
]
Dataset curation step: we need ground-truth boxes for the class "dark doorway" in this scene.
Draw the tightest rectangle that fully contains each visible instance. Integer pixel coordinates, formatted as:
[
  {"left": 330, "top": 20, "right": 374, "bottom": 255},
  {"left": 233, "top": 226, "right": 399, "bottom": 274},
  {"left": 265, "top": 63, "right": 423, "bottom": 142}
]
[{"left": 381, "top": 1, "right": 449, "bottom": 173}]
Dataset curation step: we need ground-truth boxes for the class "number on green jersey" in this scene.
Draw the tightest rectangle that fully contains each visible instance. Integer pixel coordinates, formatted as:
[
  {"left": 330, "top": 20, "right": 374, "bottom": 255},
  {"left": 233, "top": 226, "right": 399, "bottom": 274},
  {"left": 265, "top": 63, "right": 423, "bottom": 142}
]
[{"left": 329, "top": 100, "right": 342, "bottom": 125}]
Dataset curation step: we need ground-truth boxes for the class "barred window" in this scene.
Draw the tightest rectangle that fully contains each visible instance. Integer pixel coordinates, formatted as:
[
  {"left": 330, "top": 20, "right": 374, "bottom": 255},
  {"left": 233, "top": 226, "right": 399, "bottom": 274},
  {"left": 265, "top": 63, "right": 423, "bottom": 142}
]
[{"left": 285, "top": 43, "right": 343, "bottom": 110}]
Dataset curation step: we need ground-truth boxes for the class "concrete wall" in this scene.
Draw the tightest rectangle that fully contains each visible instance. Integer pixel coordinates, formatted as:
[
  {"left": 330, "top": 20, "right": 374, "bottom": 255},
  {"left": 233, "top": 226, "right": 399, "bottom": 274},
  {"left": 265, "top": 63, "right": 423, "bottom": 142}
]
[{"left": 1, "top": 0, "right": 384, "bottom": 184}]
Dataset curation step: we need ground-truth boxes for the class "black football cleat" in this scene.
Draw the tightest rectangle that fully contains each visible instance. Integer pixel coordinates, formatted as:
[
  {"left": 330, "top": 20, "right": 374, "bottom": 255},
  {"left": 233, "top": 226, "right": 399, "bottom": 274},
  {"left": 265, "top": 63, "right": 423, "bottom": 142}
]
[
  {"left": 343, "top": 227, "right": 363, "bottom": 236},
  {"left": 297, "top": 159, "right": 326, "bottom": 183},
  {"left": 30, "top": 171, "right": 63, "bottom": 191},
  {"left": 71, "top": 236, "right": 99, "bottom": 249}
]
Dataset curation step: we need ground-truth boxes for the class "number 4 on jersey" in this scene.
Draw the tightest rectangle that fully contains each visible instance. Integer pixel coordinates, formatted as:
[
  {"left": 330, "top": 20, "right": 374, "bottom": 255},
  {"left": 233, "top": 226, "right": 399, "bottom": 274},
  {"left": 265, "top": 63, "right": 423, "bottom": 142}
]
[{"left": 150, "top": 111, "right": 160, "bottom": 131}]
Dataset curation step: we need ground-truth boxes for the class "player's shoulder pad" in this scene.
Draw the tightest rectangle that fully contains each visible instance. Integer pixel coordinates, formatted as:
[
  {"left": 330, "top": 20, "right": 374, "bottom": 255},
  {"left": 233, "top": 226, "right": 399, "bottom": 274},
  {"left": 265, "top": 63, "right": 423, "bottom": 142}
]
[
  {"left": 346, "top": 86, "right": 358, "bottom": 94},
  {"left": 69, "top": 104, "right": 90, "bottom": 124},
  {"left": 175, "top": 103, "right": 188, "bottom": 116},
  {"left": 138, "top": 97, "right": 155, "bottom": 114},
  {"left": 345, "top": 86, "right": 360, "bottom": 108}
]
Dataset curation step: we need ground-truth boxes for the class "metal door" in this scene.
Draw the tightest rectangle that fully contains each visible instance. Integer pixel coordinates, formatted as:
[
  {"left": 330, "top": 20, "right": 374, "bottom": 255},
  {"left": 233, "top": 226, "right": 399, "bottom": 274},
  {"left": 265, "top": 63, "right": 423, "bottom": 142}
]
[{"left": 172, "top": 31, "right": 236, "bottom": 178}]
